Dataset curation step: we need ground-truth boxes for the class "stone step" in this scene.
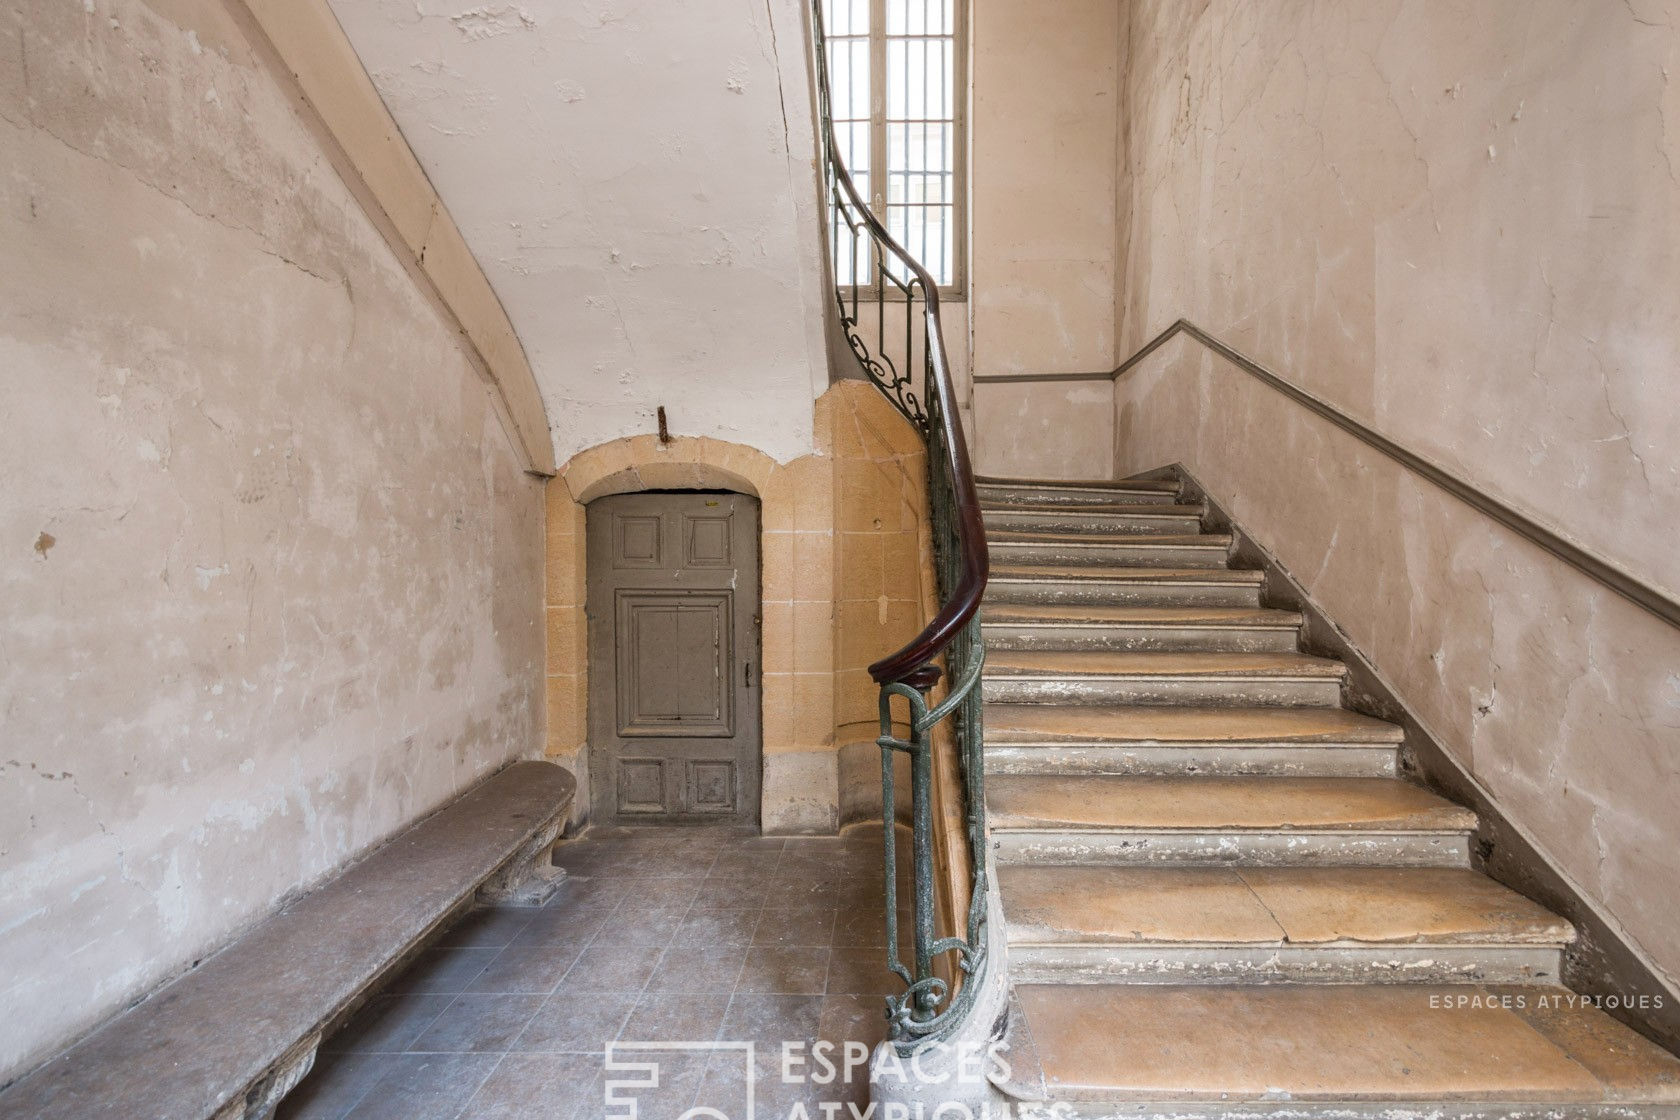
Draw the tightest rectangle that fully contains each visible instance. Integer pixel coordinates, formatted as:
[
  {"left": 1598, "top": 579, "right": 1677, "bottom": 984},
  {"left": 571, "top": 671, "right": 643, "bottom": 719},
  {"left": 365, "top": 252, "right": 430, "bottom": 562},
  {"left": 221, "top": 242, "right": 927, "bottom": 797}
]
[
  {"left": 999, "top": 866, "right": 1573, "bottom": 985},
  {"left": 982, "top": 650, "right": 1347, "bottom": 707},
  {"left": 977, "top": 482, "right": 1183, "bottom": 507},
  {"left": 983, "top": 704, "right": 1403, "bottom": 777},
  {"left": 988, "top": 775, "right": 1477, "bottom": 867},
  {"left": 986, "top": 565, "right": 1263, "bottom": 608},
  {"left": 982, "top": 603, "right": 1301, "bottom": 652},
  {"left": 984, "top": 505, "right": 1205, "bottom": 535},
  {"left": 997, "top": 983, "right": 1680, "bottom": 1116},
  {"left": 988, "top": 534, "right": 1232, "bottom": 568},
  {"left": 977, "top": 474, "right": 1181, "bottom": 495}
]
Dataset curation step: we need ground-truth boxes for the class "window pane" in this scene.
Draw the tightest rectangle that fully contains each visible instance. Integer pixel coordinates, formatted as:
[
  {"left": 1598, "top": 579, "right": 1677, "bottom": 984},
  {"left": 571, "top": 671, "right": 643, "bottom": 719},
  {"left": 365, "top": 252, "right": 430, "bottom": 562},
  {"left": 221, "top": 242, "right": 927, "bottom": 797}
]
[
  {"left": 886, "top": 37, "right": 954, "bottom": 123},
  {"left": 824, "top": 0, "right": 868, "bottom": 38},
  {"left": 831, "top": 0, "right": 960, "bottom": 290},
  {"left": 827, "top": 37, "right": 870, "bottom": 123}
]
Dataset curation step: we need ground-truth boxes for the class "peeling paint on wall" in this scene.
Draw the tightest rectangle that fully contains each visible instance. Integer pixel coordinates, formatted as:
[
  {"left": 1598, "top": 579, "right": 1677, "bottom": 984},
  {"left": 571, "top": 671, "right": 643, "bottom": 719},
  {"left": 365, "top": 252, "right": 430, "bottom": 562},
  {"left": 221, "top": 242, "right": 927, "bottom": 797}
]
[
  {"left": 1114, "top": 0, "right": 1680, "bottom": 997},
  {"left": 325, "top": 0, "right": 834, "bottom": 467},
  {"left": 0, "top": 0, "right": 544, "bottom": 1082}
]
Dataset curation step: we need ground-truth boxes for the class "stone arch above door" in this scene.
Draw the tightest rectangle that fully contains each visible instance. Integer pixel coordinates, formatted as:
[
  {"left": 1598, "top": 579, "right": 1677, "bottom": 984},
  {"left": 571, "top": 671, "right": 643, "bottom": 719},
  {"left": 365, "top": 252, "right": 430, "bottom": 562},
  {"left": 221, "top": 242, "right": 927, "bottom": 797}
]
[
  {"left": 560, "top": 435, "right": 777, "bottom": 505},
  {"left": 544, "top": 432, "right": 838, "bottom": 834}
]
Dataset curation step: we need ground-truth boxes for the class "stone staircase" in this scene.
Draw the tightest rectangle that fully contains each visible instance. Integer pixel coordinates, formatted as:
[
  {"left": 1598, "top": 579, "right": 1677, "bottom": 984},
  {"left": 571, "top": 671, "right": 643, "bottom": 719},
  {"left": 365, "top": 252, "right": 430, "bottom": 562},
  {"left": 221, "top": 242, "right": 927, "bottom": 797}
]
[{"left": 975, "top": 475, "right": 1680, "bottom": 1118}]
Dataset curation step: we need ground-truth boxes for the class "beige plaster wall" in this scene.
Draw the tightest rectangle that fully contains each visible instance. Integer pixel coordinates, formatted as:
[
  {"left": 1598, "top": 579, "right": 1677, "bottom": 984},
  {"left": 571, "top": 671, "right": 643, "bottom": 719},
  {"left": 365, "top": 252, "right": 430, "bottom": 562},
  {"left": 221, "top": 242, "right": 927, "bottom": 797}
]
[
  {"left": 1115, "top": 0, "right": 1680, "bottom": 993},
  {"left": 325, "top": 0, "right": 833, "bottom": 468},
  {"left": 235, "top": 0, "right": 554, "bottom": 474},
  {"left": 972, "top": 379, "right": 1116, "bottom": 480},
  {"left": 544, "top": 381, "right": 929, "bottom": 834},
  {"left": 965, "top": 0, "right": 1122, "bottom": 479},
  {"left": 0, "top": 0, "right": 544, "bottom": 1083},
  {"left": 970, "top": 0, "right": 1120, "bottom": 379}
]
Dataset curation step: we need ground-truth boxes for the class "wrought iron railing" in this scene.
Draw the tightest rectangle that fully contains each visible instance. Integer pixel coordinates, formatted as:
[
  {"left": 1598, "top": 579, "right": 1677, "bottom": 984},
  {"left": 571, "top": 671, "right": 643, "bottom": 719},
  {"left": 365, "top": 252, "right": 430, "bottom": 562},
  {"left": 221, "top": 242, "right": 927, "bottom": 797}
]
[{"left": 809, "top": 0, "right": 991, "bottom": 1047}]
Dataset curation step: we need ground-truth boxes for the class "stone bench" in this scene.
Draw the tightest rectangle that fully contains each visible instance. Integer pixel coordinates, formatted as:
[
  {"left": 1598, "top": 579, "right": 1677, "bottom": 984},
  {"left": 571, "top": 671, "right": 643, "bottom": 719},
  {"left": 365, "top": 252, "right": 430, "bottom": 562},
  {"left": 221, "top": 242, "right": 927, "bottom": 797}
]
[{"left": 0, "top": 761, "right": 576, "bottom": 1120}]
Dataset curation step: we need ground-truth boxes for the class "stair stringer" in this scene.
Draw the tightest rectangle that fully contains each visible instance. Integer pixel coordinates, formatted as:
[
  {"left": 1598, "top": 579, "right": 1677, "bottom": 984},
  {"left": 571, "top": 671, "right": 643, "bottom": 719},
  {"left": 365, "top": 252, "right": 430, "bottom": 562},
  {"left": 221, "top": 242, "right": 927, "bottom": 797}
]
[{"left": 1162, "top": 461, "right": 1680, "bottom": 1054}]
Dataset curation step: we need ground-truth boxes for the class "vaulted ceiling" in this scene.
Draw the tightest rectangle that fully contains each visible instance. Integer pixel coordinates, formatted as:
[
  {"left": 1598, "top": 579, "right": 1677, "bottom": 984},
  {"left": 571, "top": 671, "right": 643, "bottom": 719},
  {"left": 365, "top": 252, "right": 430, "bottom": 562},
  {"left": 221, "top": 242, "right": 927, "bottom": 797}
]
[{"left": 328, "top": 0, "right": 832, "bottom": 465}]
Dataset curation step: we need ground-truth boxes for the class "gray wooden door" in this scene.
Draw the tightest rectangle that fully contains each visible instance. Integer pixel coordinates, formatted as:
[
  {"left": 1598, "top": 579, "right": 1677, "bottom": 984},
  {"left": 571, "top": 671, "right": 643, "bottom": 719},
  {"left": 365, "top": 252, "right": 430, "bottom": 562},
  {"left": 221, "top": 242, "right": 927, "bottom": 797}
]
[{"left": 586, "top": 491, "right": 761, "bottom": 825}]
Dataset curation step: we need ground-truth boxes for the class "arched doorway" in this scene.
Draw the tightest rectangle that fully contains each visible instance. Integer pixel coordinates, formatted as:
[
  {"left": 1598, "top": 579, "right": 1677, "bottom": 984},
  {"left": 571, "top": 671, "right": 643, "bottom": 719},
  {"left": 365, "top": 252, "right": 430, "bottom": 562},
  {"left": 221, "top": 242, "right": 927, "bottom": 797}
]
[{"left": 584, "top": 488, "right": 762, "bottom": 825}]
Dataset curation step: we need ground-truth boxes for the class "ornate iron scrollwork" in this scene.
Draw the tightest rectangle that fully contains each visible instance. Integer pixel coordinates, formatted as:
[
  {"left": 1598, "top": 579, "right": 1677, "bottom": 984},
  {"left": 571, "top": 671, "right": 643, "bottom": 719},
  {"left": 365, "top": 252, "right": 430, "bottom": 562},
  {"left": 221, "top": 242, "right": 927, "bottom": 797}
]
[{"left": 811, "top": 0, "right": 990, "bottom": 1050}]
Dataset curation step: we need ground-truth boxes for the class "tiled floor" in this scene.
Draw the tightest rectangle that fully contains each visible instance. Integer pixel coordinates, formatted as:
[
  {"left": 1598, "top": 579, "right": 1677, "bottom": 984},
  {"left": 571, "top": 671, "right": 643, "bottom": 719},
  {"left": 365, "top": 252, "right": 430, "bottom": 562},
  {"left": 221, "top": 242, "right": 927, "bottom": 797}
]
[{"left": 279, "top": 826, "right": 911, "bottom": 1120}]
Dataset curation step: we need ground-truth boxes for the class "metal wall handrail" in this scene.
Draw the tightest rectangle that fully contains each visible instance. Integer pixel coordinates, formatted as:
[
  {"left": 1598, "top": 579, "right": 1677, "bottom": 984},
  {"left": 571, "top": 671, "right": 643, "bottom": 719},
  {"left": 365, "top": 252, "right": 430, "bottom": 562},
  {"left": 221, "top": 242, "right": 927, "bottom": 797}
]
[
  {"left": 808, "top": 0, "right": 992, "bottom": 1048},
  {"left": 1114, "top": 319, "right": 1680, "bottom": 632},
  {"left": 975, "top": 317, "right": 1680, "bottom": 632}
]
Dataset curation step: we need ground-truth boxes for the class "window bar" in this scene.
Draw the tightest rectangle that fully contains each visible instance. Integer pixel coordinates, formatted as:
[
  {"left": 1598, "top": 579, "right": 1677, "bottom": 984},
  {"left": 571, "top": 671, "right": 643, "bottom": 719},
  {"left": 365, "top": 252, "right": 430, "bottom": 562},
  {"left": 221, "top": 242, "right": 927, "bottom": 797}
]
[{"left": 875, "top": 240, "right": 886, "bottom": 356}]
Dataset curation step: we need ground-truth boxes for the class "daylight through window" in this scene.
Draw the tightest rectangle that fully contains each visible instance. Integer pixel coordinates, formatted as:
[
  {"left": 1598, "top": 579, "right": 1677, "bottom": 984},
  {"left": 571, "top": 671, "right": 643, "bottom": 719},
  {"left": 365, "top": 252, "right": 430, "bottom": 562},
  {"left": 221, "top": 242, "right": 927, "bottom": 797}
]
[{"left": 824, "top": 0, "right": 965, "bottom": 291}]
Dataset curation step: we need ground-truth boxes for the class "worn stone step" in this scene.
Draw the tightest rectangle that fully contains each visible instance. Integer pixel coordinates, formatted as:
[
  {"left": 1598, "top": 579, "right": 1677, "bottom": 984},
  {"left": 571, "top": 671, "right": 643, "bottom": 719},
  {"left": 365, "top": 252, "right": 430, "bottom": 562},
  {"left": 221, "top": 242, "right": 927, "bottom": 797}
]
[
  {"left": 988, "top": 775, "right": 1476, "bottom": 867},
  {"left": 977, "top": 474, "right": 1181, "bottom": 497},
  {"left": 983, "top": 704, "right": 1402, "bottom": 777},
  {"left": 984, "top": 505, "right": 1205, "bottom": 535},
  {"left": 988, "top": 534, "right": 1232, "bottom": 568},
  {"left": 986, "top": 565, "right": 1263, "bottom": 608},
  {"left": 982, "top": 604, "right": 1301, "bottom": 652},
  {"left": 999, "top": 866, "right": 1573, "bottom": 985},
  {"left": 982, "top": 650, "right": 1347, "bottom": 706},
  {"left": 977, "top": 482, "right": 1183, "bottom": 508},
  {"left": 998, "top": 983, "right": 1680, "bottom": 1115}
]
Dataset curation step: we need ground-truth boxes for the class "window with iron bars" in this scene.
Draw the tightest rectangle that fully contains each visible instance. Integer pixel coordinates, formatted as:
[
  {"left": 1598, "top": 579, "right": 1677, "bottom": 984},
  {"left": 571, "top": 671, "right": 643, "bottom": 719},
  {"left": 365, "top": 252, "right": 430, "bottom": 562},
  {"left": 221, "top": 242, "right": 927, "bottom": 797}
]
[{"left": 824, "top": 0, "right": 966, "bottom": 294}]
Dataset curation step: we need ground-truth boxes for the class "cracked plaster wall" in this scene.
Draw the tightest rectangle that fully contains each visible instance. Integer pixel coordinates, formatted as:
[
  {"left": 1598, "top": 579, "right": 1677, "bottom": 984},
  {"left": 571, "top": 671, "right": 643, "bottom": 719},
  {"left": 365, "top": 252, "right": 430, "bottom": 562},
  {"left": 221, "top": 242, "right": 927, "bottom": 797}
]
[
  {"left": 323, "top": 0, "right": 834, "bottom": 469},
  {"left": 1113, "top": 0, "right": 1680, "bottom": 991},
  {"left": 0, "top": 0, "right": 544, "bottom": 1082}
]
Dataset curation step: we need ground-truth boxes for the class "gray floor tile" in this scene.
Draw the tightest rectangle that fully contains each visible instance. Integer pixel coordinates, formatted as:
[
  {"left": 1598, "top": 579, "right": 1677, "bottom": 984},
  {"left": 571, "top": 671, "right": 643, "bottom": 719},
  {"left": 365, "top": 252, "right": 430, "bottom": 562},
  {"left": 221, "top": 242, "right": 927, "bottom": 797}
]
[
  {"left": 831, "top": 907, "right": 896, "bottom": 948},
  {"left": 387, "top": 946, "right": 502, "bottom": 994},
  {"left": 465, "top": 943, "right": 585, "bottom": 995},
  {"left": 643, "top": 945, "right": 748, "bottom": 994},
  {"left": 613, "top": 876, "right": 705, "bottom": 910},
  {"left": 696, "top": 1049, "right": 848, "bottom": 1116},
  {"left": 275, "top": 1050, "right": 396, "bottom": 1120},
  {"left": 408, "top": 994, "right": 545, "bottom": 1053},
  {"left": 510, "top": 906, "right": 612, "bottom": 948},
  {"left": 561, "top": 940, "right": 668, "bottom": 992},
  {"left": 818, "top": 993, "right": 892, "bottom": 1051},
  {"left": 285, "top": 826, "right": 904, "bottom": 1118},
  {"left": 707, "top": 850, "right": 784, "bottom": 878},
  {"left": 600, "top": 908, "right": 685, "bottom": 947},
  {"left": 620, "top": 992, "right": 732, "bottom": 1044},
  {"left": 626, "top": 848, "right": 721, "bottom": 877},
  {"left": 604, "top": 1049, "right": 711, "bottom": 1119},
  {"left": 431, "top": 907, "right": 535, "bottom": 949},
  {"left": 825, "top": 947, "right": 900, "bottom": 996},
  {"left": 735, "top": 946, "right": 832, "bottom": 995},
  {"left": 513, "top": 989, "right": 638, "bottom": 1053},
  {"left": 457, "top": 1053, "right": 602, "bottom": 1120},
  {"left": 541, "top": 875, "right": 632, "bottom": 909},
  {"left": 322, "top": 991, "right": 454, "bottom": 1054},
  {"left": 752, "top": 907, "right": 837, "bottom": 947},
  {"left": 671, "top": 908, "right": 760, "bottom": 949},
  {"left": 340, "top": 1052, "right": 501, "bottom": 1120},
  {"left": 691, "top": 876, "right": 772, "bottom": 910},
  {"left": 719, "top": 993, "right": 826, "bottom": 1044}
]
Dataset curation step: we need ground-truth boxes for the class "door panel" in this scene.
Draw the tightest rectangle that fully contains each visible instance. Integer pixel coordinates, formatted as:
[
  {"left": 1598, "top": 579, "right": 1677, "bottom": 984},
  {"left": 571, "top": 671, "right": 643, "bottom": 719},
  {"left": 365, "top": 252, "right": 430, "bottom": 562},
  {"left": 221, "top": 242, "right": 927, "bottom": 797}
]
[
  {"left": 615, "top": 591, "right": 733, "bottom": 737},
  {"left": 587, "top": 492, "right": 761, "bottom": 825}
]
